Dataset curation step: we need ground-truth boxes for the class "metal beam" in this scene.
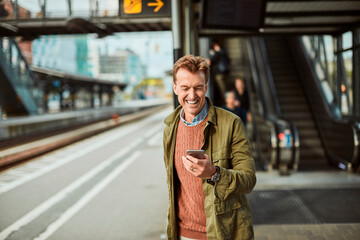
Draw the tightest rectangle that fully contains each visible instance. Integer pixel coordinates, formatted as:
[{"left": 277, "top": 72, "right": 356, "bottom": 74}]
[
  {"left": 264, "top": 22, "right": 360, "bottom": 28},
  {"left": 267, "top": 10, "right": 360, "bottom": 17},
  {"left": 266, "top": 0, "right": 360, "bottom": 2},
  {"left": 122, "top": 24, "right": 138, "bottom": 32},
  {"left": 137, "top": 23, "right": 152, "bottom": 31},
  {"left": 110, "top": 24, "right": 127, "bottom": 32}
]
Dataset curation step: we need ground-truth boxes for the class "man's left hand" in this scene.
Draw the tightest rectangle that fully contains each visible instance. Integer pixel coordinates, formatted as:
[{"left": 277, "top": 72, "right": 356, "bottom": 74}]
[{"left": 182, "top": 154, "right": 216, "bottom": 179}]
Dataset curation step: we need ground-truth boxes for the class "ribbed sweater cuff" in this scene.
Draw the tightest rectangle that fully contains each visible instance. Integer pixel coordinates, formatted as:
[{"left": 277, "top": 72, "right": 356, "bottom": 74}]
[{"left": 179, "top": 227, "right": 207, "bottom": 240}]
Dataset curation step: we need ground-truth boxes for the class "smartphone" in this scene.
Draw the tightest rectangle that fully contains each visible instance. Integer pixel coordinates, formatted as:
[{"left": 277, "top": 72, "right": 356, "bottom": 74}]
[{"left": 186, "top": 149, "right": 205, "bottom": 159}]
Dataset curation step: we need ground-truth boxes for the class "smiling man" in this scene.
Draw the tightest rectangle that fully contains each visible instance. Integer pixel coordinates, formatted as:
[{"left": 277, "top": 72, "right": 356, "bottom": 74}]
[{"left": 163, "top": 55, "right": 256, "bottom": 240}]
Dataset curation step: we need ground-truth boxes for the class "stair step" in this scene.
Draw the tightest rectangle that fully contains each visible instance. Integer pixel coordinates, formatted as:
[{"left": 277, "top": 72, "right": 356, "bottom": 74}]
[
  {"left": 276, "top": 92, "right": 305, "bottom": 98},
  {"left": 282, "top": 112, "right": 313, "bottom": 119},
  {"left": 271, "top": 74, "right": 297, "bottom": 79},
  {"left": 298, "top": 130, "right": 321, "bottom": 138},
  {"left": 283, "top": 118, "right": 314, "bottom": 125},
  {"left": 281, "top": 105, "right": 310, "bottom": 111},
  {"left": 300, "top": 139, "right": 323, "bottom": 149},
  {"left": 275, "top": 85, "right": 303, "bottom": 91},
  {"left": 274, "top": 79, "right": 301, "bottom": 85},
  {"left": 300, "top": 149, "right": 326, "bottom": 158},
  {"left": 277, "top": 96, "right": 307, "bottom": 102}
]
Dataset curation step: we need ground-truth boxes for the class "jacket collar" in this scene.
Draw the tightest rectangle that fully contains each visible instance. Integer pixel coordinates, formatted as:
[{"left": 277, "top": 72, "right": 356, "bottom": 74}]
[{"left": 164, "top": 97, "right": 217, "bottom": 126}]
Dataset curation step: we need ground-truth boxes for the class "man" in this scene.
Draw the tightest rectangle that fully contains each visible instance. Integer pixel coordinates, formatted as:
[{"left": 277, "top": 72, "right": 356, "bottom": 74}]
[
  {"left": 209, "top": 41, "right": 230, "bottom": 106},
  {"left": 163, "top": 55, "right": 256, "bottom": 240}
]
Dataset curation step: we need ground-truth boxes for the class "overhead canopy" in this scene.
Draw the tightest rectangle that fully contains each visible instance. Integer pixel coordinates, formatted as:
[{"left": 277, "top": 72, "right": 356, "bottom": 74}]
[
  {"left": 0, "top": 0, "right": 171, "bottom": 39},
  {"left": 199, "top": 0, "right": 360, "bottom": 36},
  {"left": 1, "top": 0, "right": 359, "bottom": 38},
  {"left": 0, "top": 17, "right": 171, "bottom": 40},
  {"left": 32, "top": 66, "right": 127, "bottom": 90}
]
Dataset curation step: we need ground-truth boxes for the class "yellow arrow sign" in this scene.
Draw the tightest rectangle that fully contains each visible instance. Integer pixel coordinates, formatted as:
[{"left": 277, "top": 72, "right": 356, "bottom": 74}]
[{"left": 147, "top": 0, "right": 164, "bottom": 12}]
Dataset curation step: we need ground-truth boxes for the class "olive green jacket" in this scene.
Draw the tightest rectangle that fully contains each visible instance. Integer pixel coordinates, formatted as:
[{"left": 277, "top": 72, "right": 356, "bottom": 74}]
[{"left": 163, "top": 98, "right": 256, "bottom": 240}]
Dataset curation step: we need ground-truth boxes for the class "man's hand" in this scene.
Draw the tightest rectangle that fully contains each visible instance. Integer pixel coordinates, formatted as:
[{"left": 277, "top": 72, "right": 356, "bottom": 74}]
[{"left": 182, "top": 154, "right": 216, "bottom": 179}]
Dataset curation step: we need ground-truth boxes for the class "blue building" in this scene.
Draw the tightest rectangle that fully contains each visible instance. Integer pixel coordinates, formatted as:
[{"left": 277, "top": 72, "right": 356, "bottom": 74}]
[{"left": 32, "top": 35, "right": 93, "bottom": 77}]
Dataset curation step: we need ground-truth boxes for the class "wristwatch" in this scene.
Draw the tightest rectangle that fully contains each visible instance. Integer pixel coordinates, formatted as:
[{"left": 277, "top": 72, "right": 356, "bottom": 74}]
[{"left": 207, "top": 166, "right": 220, "bottom": 186}]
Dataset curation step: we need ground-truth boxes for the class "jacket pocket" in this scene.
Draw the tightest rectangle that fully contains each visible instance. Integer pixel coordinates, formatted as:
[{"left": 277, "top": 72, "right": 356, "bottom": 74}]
[
  {"left": 212, "top": 148, "right": 233, "bottom": 168},
  {"left": 212, "top": 148, "right": 234, "bottom": 201},
  {"left": 214, "top": 193, "right": 241, "bottom": 215},
  {"left": 214, "top": 195, "right": 253, "bottom": 239}
]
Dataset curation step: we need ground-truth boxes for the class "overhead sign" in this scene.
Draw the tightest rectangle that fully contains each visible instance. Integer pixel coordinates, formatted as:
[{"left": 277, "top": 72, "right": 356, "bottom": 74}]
[
  {"left": 120, "top": 0, "right": 170, "bottom": 18},
  {"left": 201, "top": 0, "right": 264, "bottom": 30}
]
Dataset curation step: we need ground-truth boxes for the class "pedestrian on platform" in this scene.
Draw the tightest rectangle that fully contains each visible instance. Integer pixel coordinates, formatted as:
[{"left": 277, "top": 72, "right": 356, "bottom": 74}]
[
  {"left": 209, "top": 41, "right": 230, "bottom": 106},
  {"left": 163, "top": 55, "right": 256, "bottom": 240},
  {"left": 221, "top": 91, "right": 247, "bottom": 124},
  {"left": 234, "top": 77, "right": 251, "bottom": 125}
]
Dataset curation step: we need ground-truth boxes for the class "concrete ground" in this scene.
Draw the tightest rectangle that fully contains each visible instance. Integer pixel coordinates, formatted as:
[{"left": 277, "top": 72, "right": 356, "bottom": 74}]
[
  {"left": 254, "top": 223, "right": 360, "bottom": 240},
  {"left": 253, "top": 170, "right": 360, "bottom": 240}
]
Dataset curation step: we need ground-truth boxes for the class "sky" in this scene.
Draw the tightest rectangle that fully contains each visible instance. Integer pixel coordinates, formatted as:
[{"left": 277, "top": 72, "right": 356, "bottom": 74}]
[
  {"left": 93, "top": 31, "right": 173, "bottom": 77},
  {"left": 17, "top": 0, "right": 119, "bottom": 17}
]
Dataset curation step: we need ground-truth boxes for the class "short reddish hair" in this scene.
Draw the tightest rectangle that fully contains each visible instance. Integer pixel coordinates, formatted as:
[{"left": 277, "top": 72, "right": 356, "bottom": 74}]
[{"left": 173, "top": 55, "right": 209, "bottom": 84}]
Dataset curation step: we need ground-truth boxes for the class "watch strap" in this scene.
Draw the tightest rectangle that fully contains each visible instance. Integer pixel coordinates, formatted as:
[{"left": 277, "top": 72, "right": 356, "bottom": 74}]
[{"left": 207, "top": 166, "right": 220, "bottom": 186}]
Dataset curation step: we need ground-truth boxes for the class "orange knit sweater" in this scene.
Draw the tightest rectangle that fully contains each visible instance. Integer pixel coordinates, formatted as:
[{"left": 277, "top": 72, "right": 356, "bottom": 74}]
[{"left": 174, "top": 117, "right": 208, "bottom": 240}]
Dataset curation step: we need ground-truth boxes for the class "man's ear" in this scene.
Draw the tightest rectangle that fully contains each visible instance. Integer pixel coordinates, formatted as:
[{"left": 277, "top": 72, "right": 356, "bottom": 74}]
[{"left": 173, "top": 82, "right": 178, "bottom": 95}]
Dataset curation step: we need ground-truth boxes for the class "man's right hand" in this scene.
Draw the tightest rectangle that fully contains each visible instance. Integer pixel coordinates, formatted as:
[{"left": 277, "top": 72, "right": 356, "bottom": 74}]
[{"left": 182, "top": 154, "right": 216, "bottom": 179}]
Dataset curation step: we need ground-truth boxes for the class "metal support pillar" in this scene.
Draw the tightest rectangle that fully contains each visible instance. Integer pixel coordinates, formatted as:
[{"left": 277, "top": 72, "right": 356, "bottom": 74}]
[
  {"left": 90, "top": 85, "right": 94, "bottom": 108},
  {"left": 43, "top": 84, "right": 49, "bottom": 112},
  {"left": 59, "top": 90, "right": 64, "bottom": 111},
  {"left": 109, "top": 88, "right": 114, "bottom": 106},
  {"left": 71, "top": 86, "right": 76, "bottom": 110},
  {"left": 10, "top": 0, "right": 18, "bottom": 19},
  {"left": 38, "top": 0, "right": 47, "bottom": 18},
  {"left": 99, "top": 86, "right": 103, "bottom": 107},
  {"left": 67, "top": 0, "right": 72, "bottom": 16},
  {"left": 336, "top": 35, "right": 342, "bottom": 112},
  {"left": 353, "top": 30, "right": 360, "bottom": 120},
  {"left": 171, "top": 0, "right": 182, "bottom": 108},
  {"left": 199, "top": 37, "right": 212, "bottom": 99},
  {"left": 184, "top": 0, "right": 195, "bottom": 55},
  {"left": 172, "top": 0, "right": 182, "bottom": 62}
]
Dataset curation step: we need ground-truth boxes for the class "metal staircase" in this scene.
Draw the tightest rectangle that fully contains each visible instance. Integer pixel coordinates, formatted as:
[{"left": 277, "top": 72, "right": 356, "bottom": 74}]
[
  {"left": 264, "top": 37, "right": 328, "bottom": 170},
  {"left": 0, "top": 37, "right": 42, "bottom": 116}
]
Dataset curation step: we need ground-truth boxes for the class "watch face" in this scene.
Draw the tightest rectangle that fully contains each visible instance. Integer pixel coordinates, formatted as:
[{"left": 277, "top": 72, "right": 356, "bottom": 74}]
[{"left": 211, "top": 172, "right": 220, "bottom": 182}]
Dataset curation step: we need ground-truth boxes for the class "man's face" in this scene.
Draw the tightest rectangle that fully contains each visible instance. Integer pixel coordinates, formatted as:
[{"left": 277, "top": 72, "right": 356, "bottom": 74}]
[
  {"left": 235, "top": 79, "right": 244, "bottom": 91},
  {"left": 173, "top": 68, "right": 207, "bottom": 122}
]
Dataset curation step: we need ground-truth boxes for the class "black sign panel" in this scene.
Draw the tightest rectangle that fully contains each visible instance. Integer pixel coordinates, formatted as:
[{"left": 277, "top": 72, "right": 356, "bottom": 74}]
[
  {"left": 201, "top": 0, "right": 265, "bottom": 30},
  {"left": 120, "top": 0, "right": 171, "bottom": 18}
]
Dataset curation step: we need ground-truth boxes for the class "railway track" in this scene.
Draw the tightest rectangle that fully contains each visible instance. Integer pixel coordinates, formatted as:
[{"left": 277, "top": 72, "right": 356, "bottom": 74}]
[{"left": 0, "top": 104, "right": 170, "bottom": 171}]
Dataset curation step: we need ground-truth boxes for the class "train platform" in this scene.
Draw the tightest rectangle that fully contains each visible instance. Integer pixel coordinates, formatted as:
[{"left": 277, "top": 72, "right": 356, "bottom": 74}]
[
  {"left": 0, "top": 98, "right": 170, "bottom": 141},
  {"left": 0, "top": 108, "right": 359, "bottom": 240},
  {"left": 0, "top": 99, "right": 171, "bottom": 168},
  {"left": 251, "top": 170, "right": 360, "bottom": 240},
  {"left": 254, "top": 223, "right": 360, "bottom": 240}
]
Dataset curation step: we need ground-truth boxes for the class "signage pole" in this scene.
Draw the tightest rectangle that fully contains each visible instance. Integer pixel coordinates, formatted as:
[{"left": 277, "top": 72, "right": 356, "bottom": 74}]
[{"left": 171, "top": 0, "right": 182, "bottom": 108}]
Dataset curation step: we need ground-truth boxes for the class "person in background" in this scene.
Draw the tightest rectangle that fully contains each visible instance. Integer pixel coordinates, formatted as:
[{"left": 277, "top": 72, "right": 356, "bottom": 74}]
[
  {"left": 209, "top": 41, "right": 230, "bottom": 106},
  {"left": 222, "top": 91, "right": 246, "bottom": 124},
  {"left": 234, "top": 77, "right": 251, "bottom": 125},
  {"left": 163, "top": 55, "right": 256, "bottom": 240}
]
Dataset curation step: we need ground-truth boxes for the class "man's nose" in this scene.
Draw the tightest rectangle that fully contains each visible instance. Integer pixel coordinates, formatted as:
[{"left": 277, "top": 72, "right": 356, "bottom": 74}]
[{"left": 188, "top": 88, "right": 196, "bottom": 98}]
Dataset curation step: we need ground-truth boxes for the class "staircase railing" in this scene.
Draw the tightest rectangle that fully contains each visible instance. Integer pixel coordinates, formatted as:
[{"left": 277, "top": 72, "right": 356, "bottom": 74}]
[
  {"left": 289, "top": 37, "right": 359, "bottom": 171},
  {"left": 0, "top": 37, "right": 43, "bottom": 115}
]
